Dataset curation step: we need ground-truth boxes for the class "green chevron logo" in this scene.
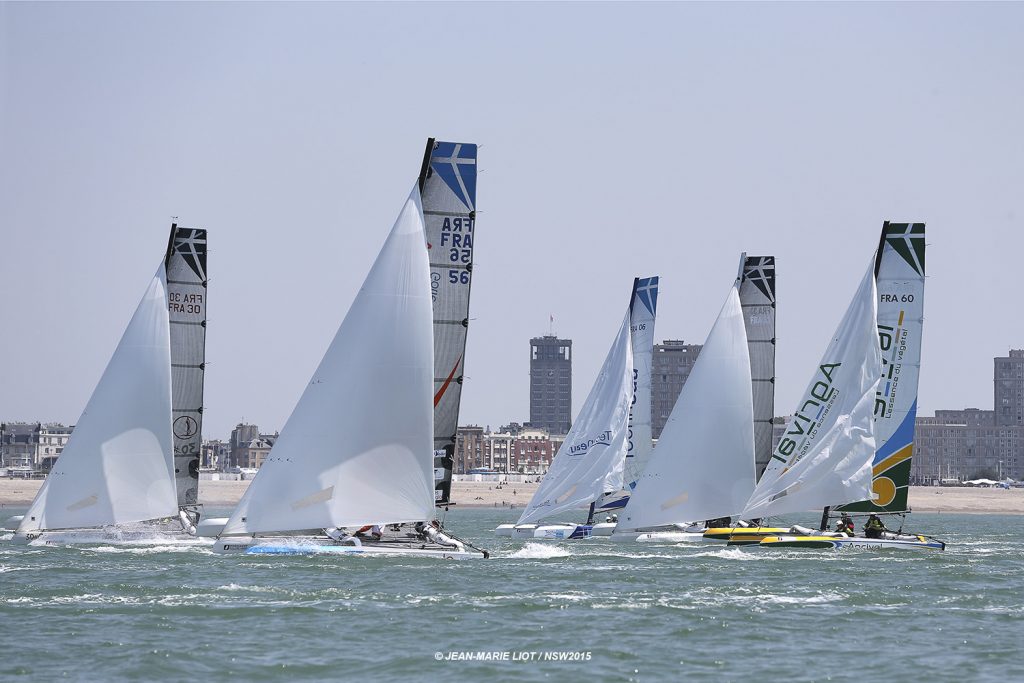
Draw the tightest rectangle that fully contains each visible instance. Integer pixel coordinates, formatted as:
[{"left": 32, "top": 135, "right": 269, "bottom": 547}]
[{"left": 885, "top": 223, "right": 925, "bottom": 276}]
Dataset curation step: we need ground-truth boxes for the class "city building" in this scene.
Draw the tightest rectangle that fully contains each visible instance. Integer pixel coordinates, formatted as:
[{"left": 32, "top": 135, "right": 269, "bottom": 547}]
[
  {"left": 912, "top": 350, "right": 1024, "bottom": 483},
  {"left": 529, "top": 335, "right": 572, "bottom": 436},
  {"left": 651, "top": 340, "right": 702, "bottom": 439},
  {"left": 201, "top": 439, "right": 230, "bottom": 470},
  {"left": 454, "top": 424, "right": 562, "bottom": 474},
  {"left": 228, "top": 423, "right": 278, "bottom": 470},
  {"left": 0, "top": 422, "right": 73, "bottom": 474}
]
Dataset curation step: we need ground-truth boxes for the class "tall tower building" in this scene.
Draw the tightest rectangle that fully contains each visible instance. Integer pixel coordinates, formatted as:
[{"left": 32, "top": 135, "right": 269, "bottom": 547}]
[
  {"left": 651, "top": 340, "right": 702, "bottom": 439},
  {"left": 529, "top": 336, "right": 572, "bottom": 435},
  {"left": 994, "top": 349, "right": 1024, "bottom": 426}
]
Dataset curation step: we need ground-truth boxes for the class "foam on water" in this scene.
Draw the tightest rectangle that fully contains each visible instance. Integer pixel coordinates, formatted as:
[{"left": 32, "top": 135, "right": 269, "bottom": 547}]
[{"left": 507, "top": 542, "right": 571, "bottom": 559}]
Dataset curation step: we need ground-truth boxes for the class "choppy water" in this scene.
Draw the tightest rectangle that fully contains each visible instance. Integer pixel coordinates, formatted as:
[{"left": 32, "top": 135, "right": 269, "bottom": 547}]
[{"left": 1, "top": 507, "right": 1022, "bottom": 682}]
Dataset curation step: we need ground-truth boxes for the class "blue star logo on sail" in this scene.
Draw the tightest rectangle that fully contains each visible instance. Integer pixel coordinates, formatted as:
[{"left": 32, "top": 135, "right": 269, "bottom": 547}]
[
  {"left": 430, "top": 142, "right": 477, "bottom": 211},
  {"left": 173, "top": 229, "right": 208, "bottom": 281},
  {"left": 634, "top": 277, "right": 659, "bottom": 316}
]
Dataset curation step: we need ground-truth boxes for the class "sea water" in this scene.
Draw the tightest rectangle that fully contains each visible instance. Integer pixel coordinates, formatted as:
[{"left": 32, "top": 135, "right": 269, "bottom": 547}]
[{"left": 1, "top": 507, "right": 1021, "bottom": 682}]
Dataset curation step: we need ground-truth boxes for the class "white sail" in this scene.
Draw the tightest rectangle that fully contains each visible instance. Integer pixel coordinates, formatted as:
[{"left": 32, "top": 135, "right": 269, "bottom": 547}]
[
  {"left": 617, "top": 284, "right": 755, "bottom": 532},
  {"left": 594, "top": 276, "right": 658, "bottom": 511},
  {"left": 221, "top": 189, "right": 435, "bottom": 536},
  {"left": 738, "top": 255, "right": 777, "bottom": 478},
  {"left": 742, "top": 262, "right": 881, "bottom": 519},
  {"left": 516, "top": 306, "right": 634, "bottom": 526},
  {"left": 18, "top": 269, "right": 176, "bottom": 533}
]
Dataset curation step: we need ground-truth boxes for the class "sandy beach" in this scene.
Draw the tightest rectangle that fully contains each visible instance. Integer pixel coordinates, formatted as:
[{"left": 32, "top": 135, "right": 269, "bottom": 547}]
[{"left": 1, "top": 479, "right": 1023, "bottom": 514}]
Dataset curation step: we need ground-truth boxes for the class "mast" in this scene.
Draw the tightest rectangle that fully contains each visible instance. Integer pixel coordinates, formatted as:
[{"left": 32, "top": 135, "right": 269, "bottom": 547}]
[
  {"left": 164, "top": 223, "right": 208, "bottom": 510},
  {"left": 737, "top": 254, "right": 776, "bottom": 479},
  {"left": 419, "top": 138, "right": 478, "bottom": 507}
]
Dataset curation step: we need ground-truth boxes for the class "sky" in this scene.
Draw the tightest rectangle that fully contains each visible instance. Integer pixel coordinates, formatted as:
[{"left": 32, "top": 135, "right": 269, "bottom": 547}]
[{"left": 2, "top": 2, "right": 1023, "bottom": 440}]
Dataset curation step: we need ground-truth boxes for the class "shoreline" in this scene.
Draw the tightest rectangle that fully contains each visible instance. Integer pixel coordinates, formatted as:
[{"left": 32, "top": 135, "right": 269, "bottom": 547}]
[{"left": 1, "top": 479, "right": 1022, "bottom": 515}]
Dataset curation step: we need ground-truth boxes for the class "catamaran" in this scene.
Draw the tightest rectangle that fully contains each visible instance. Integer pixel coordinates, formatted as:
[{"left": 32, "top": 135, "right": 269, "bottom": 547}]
[
  {"left": 730, "top": 223, "right": 943, "bottom": 551},
  {"left": 211, "top": 141, "right": 487, "bottom": 559},
  {"left": 10, "top": 225, "right": 209, "bottom": 545},
  {"left": 610, "top": 256, "right": 763, "bottom": 542},
  {"left": 494, "top": 276, "right": 658, "bottom": 540}
]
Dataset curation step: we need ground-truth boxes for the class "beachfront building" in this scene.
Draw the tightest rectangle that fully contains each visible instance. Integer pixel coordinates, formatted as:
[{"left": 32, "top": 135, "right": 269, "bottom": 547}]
[
  {"left": 454, "top": 425, "right": 563, "bottom": 475},
  {"left": 0, "top": 422, "right": 73, "bottom": 475},
  {"left": 912, "top": 350, "right": 1024, "bottom": 483}
]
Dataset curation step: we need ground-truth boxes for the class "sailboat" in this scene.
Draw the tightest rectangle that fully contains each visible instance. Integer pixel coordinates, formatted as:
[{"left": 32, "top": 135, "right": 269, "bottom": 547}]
[
  {"left": 211, "top": 144, "right": 487, "bottom": 559},
  {"left": 752, "top": 223, "right": 942, "bottom": 550},
  {"left": 493, "top": 276, "right": 658, "bottom": 540},
  {"left": 610, "top": 257, "right": 758, "bottom": 542},
  {"left": 11, "top": 225, "right": 208, "bottom": 544}
]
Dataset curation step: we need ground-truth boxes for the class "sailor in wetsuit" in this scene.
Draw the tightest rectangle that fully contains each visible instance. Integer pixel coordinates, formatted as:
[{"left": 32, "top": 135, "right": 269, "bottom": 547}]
[{"left": 864, "top": 514, "right": 887, "bottom": 539}]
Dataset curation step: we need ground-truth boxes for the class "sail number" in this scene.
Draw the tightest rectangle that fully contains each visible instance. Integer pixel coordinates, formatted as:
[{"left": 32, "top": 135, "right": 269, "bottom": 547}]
[
  {"left": 448, "top": 270, "right": 470, "bottom": 284},
  {"left": 168, "top": 292, "right": 203, "bottom": 314},
  {"left": 880, "top": 294, "right": 914, "bottom": 303},
  {"left": 631, "top": 323, "right": 647, "bottom": 332}
]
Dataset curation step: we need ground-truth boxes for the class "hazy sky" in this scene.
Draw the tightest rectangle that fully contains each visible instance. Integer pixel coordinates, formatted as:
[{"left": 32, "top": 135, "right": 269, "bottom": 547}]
[{"left": 2, "top": 2, "right": 1023, "bottom": 440}]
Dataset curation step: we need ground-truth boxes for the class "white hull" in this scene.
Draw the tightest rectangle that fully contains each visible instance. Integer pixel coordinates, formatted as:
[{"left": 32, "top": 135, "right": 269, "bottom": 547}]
[
  {"left": 10, "top": 523, "right": 204, "bottom": 547},
  {"left": 212, "top": 536, "right": 486, "bottom": 559},
  {"left": 761, "top": 534, "right": 945, "bottom": 551},
  {"left": 510, "top": 523, "right": 592, "bottom": 540},
  {"left": 494, "top": 523, "right": 519, "bottom": 537},
  {"left": 591, "top": 522, "right": 616, "bottom": 536}
]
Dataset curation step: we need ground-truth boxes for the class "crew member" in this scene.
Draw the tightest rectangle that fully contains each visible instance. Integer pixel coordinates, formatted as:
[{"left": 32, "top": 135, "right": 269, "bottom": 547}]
[{"left": 864, "top": 514, "right": 887, "bottom": 539}]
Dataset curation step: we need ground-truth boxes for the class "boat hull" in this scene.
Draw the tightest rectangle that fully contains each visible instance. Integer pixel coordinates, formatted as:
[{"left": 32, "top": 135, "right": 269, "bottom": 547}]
[
  {"left": 760, "top": 534, "right": 945, "bottom": 551},
  {"left": 212, "top": 537, "right": 487, "bottom": 559},
  {"left": 512, "top": 523, "right": 591, "bottom": 540},
  {"left": 703, "top": 526, "right": 790, "bottom": 543}
]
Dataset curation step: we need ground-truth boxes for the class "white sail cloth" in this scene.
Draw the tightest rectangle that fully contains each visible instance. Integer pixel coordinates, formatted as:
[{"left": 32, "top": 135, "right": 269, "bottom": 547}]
[
  {"left": 618, "top": 285, "right": 755, "bottom": 531},
  {"left": 742, "top": 262, "right": 881, "bottom": 519},
  {"left": 18, "top": 269, "right": 176, "bottom": 533},
  {"left": 222, "top": 188, "right": 435, "bottom": 535},
  {"left": 516, "top": 308, "right": 634, "bottom": 526}
]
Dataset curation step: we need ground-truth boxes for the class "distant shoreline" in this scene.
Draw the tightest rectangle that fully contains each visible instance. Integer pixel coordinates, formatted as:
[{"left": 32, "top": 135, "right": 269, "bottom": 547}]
[{"left": 1, "top": 479, "right": 1022, "bottom": 515}]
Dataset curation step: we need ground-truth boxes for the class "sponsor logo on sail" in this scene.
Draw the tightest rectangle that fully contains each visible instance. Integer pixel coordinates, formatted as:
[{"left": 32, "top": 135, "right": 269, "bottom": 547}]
[
  {"left": 567, "top": 431, "right": 613, "bottom": 456},
  {"left": 771, "top": 362, "right": 841, "bottom": 465}
]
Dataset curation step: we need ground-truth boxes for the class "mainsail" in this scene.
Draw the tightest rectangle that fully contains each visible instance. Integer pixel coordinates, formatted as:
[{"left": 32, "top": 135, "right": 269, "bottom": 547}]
[
  {"left": 164, "top": 224, "right": 208, "bottom": 508},
  {"left": 738, "top": 255, "right": 777, "bottom": 478},
  {"left": 596, "top": 276, "right": 658, "bottom": 511},
  {"left": 837, "top": 222, "right": 925, "bottom": 514},
  {"left": 516, "top": 305, "right": 633, "bottom": 526},
  {"left": 742, "top": 261, "right": 882, "bottom": 520},
  {"left": 221, "top": 188, "right": 435, "bottom": 535},
  {"left": 617, "top": 279, "right": 755, "bottom": 532},
  {"left": 18, "top": 268, "right": 176, "bottom": 533},
  {"left": 419, "top": 138, "right": 478, "bottom": 507}
]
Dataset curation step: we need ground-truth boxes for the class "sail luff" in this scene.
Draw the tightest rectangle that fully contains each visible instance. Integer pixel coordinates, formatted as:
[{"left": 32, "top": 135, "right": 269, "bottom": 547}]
[
  {"left": 221, "top": 188, "right": 434, "bottom": 536},
  {"left": 420, "top": 139, "right": 478, "bottom": 506},
  {"left": 18, "top": 267, "right": 176, "bottom": 533},
  {"left": 164, "top": 224, "right": 208, "bottom": 508}
]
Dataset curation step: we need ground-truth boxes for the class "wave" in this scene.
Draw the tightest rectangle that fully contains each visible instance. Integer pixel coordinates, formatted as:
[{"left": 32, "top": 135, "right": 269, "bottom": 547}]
[{"left": 508, "top": 543, "right": 571, "bottom": 559}]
